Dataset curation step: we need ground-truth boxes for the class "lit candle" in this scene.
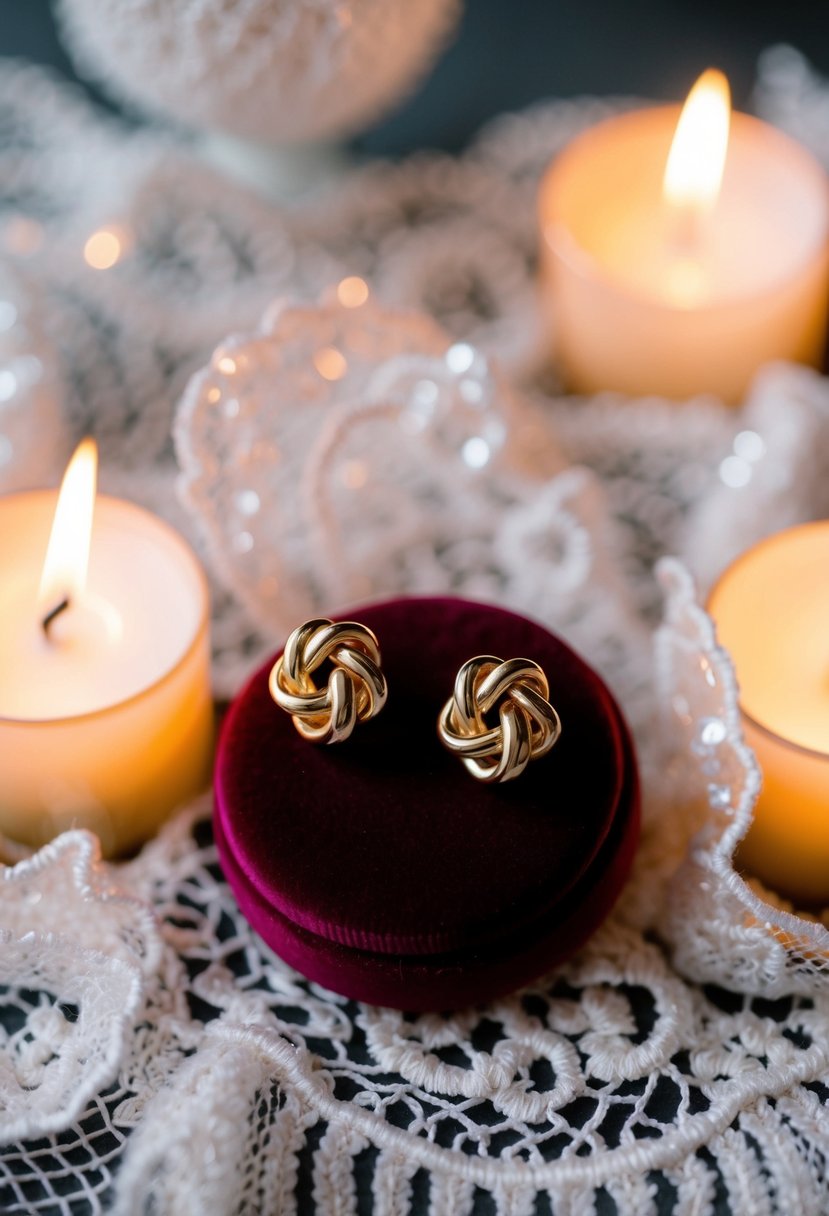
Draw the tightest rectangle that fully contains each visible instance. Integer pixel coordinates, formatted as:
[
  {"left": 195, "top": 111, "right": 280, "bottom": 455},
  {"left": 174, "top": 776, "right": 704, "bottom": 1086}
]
[
  {"left": 0, "top": 440, "right": 213, "bottom": 855},
  {"left": 539, "top": 69, "right": 829, "bottom": 403},
  {"left": 708, "top": 523, "right": 829, "bottom": 904}
]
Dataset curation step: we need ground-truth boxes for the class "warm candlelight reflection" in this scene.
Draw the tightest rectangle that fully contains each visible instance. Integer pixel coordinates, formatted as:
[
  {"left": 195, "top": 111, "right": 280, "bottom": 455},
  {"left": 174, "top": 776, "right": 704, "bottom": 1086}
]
[
  {"left": 337, "top": 276, "right": 370, "bottom": 308},
  {"left": 83, "top": 228, "right": 125, "bottom": 270},
  {"left": 314, "top": 346, "right": 348, "bottom": 381},
  {"left": 37, "top": 438, "right": 98, "bottom": 621}
]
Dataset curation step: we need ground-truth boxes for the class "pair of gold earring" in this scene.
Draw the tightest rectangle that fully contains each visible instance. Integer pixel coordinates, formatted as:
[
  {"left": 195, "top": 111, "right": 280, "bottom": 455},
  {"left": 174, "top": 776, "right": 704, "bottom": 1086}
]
[{"left": 269, "top": 618, "right": 562, "bottom": 784}]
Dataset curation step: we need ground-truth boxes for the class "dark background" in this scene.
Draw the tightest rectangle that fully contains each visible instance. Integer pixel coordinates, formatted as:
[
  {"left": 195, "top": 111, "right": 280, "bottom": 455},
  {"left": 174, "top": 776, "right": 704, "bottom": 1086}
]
[{"left": 1, "top": 0, "right": 829, "bottom": 154}]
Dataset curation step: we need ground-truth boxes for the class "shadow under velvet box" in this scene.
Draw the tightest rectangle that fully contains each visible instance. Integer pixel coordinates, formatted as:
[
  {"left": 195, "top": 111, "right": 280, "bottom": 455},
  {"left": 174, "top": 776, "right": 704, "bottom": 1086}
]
[{"left": 214, "top": 599, "right": 640, "bottom": 1010}]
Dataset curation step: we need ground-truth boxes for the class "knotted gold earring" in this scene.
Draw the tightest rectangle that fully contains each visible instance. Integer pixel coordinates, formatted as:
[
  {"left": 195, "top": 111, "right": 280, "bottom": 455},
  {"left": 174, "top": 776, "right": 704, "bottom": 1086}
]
[
  {"left": 269, "top": 618, "right": 388, "bottom": 745},
  {"left": 438, "top": 655, "right": 561, "bottom": 783}
]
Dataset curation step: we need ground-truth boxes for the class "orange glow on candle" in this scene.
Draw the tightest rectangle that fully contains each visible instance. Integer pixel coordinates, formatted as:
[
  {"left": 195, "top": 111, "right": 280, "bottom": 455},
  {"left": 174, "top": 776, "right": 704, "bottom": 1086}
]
[{"left": 538, "top": 65, "right": 829, "bottom": 400}]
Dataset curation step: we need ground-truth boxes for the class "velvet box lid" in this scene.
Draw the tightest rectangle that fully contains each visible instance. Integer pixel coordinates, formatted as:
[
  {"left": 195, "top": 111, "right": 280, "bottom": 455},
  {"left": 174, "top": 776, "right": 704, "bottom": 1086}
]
[{"left": 215, "top": 598, "right": 640, "bottom": 1010}]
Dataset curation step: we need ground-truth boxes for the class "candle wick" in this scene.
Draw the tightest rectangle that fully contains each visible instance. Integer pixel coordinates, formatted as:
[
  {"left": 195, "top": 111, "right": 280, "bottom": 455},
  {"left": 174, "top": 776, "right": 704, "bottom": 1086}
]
[{"left": 42, "top": 596, "right": 71, "bottom": 640}]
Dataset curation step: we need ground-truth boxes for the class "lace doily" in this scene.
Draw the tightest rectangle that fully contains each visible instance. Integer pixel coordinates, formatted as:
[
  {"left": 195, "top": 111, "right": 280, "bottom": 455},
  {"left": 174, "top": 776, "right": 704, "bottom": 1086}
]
[
  {"left": 1, "top": 46, "right": 829, "bottom": 1216},
  {"left": 3, "top": 802, "right": 828, "bottom": 1214}
]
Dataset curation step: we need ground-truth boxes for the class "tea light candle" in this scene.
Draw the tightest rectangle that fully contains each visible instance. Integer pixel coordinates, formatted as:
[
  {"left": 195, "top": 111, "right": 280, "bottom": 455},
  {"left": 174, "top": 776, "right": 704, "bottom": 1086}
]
[
  {"left": 708, "top": 523, "right": 829, "bottom": 905},
  {"left": 0, "top": 440, "right": 213, "bottom": 855},
  {"left": 539, "top": 70, "right": 829, "bottom": 403}
]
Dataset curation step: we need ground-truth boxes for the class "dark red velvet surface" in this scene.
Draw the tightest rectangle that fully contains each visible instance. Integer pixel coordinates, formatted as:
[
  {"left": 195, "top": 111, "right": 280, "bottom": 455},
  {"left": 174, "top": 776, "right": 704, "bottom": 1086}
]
[{"left": 215, "top": 598, "right": 640, "bottom": 1008}]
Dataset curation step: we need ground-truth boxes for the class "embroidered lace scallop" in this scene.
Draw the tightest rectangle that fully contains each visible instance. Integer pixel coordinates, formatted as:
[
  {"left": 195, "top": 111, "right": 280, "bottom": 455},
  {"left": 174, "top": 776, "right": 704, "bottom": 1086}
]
[{"left": 1, "top": 45, "right": 829, "bottom": 1216}]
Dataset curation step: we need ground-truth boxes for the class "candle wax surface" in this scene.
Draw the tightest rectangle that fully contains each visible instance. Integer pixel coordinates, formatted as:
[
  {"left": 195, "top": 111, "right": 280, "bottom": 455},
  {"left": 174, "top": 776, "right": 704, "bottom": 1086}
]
[
  {"left": 709, "top": 524, "right": 829, "bottom": 754},
  {"left": 0, "top": 493, "right": 204, "bottom": 721},
  {"left": 554, "top": 109, "right": 827, "bottom": 309},
  {"left": 538, "top": 104, "right": 829, "bottom": 402}
]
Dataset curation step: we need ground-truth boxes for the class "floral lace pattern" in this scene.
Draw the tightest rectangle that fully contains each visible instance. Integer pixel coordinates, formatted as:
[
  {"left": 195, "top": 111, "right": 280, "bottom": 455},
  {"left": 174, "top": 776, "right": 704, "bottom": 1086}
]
[
  {"left": 1, "top": 48, "right": 829, "bottom": 1216},
  {"left": 2, "top": 807, "right": 827, "bottom": 1214}
]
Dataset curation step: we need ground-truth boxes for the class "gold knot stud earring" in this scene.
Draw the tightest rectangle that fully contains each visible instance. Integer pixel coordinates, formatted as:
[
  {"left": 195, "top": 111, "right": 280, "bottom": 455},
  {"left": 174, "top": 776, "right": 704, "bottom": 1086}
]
[
  {"left": 438, "top": 655, "right": 561, "bottom": 783},
  {"left": 269, "top": 618, "right": 388, "bottom": 744}
]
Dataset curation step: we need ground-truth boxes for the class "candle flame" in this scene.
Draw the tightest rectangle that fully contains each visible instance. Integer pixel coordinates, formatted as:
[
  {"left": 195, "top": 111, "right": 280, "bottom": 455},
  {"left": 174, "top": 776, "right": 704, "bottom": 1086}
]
[
  {"left": 663, "top": 68, "right": 731, "bottom": 220},
  {"left": 38, "top": 438, "right": 98, "bottom": 616}
]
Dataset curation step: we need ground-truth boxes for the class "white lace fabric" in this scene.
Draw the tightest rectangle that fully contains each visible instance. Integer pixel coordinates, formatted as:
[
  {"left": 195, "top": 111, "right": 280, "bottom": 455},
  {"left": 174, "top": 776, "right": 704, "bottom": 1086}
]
[{"left": 0, "top": 47, "right": 828, "bottom": 1216}]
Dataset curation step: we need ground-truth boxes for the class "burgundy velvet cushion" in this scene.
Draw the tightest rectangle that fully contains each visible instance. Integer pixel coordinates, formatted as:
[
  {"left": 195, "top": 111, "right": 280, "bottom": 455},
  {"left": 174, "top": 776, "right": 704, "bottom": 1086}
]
[{"left": 215, "top": 598, "right": 640, "bottom": 1009}]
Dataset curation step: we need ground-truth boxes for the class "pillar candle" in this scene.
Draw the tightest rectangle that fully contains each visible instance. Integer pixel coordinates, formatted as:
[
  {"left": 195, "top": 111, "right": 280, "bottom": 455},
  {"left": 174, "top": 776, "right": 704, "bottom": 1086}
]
[
  {"left": 708, "top": 523, "right": 829, "bottom": 904},
  {"left": 0, "top": 440, "right": 213, "bottom": 855},
  {"left": 539, "top": 70, "right": 829, "bottom": 403}
]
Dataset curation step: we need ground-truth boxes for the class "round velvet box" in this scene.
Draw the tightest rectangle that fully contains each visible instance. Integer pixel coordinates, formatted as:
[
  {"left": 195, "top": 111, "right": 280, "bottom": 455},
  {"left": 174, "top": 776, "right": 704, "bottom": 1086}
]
[{"left": 215, "top": 598, "right": 640, "bottom": 1010}]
